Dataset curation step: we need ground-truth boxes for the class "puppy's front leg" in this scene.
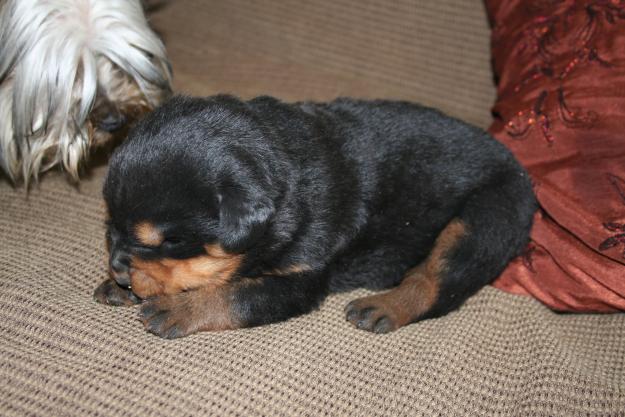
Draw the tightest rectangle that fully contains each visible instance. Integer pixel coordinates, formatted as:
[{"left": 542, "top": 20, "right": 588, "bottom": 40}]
[{"left": 139, "top": 274, "right": 327, "bottom": 339}]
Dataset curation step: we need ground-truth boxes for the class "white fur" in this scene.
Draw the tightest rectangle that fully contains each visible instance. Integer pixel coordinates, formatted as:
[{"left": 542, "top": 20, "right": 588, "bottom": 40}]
[{"left": 0, "top": 0, "right": 171, "bottom": 183}]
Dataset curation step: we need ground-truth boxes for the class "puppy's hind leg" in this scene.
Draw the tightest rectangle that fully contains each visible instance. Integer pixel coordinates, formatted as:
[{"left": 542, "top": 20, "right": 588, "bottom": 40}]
[
  {"left": 346, "top": 168, "right": 536, "bottom": 333},
  {"left": 345, "top": 219, "right": 465, "bottom": 333}
]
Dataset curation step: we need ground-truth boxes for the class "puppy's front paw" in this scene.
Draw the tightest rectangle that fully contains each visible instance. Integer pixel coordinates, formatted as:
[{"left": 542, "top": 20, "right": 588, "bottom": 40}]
[
  {"left": 138, "top": 287, "right": 237, "bottom": 339},
  {"left": 345, "top": 295, "right": 402, "bottom": 334},
  {"left": 93, "top": 279, "right": 140, "bottom": 306},
  {"left": 139, "top": 295, "right": 195, "bottom": 339}
]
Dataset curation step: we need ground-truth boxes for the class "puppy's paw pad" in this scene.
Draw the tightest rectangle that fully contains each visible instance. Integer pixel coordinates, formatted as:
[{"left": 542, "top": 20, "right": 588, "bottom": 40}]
[
  {"left": 345, "top": 297, "right": 399, "bottom": 334},
  {"left": 93, "top": 280, "right": 140, "bottom": 306}
]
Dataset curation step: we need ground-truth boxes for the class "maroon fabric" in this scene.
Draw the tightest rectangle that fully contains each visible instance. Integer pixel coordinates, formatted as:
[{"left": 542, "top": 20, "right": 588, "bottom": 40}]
[{"left": 486, "top": 0, "right": 625, "bottom": 312}]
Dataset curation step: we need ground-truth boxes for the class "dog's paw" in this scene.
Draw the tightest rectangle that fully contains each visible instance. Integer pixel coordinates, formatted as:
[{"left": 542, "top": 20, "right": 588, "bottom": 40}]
[
  {"left": 138, "top": 287, "right": 238, "bottom": 338},
  {"left": 138, "top": 295, "right": 197, "bottom": 339},
  {"left": 345, "top": 295, "right": 401, "bottom": 334},
  {"left": 93, "top": 279, "right": 140, "bottom": 306}
]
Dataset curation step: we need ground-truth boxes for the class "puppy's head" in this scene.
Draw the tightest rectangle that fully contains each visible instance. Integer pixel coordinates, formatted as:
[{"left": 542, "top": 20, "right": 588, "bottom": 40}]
[
  {"left": 0, "top": 0, "right": 172, "bottom": 184},
  {"left": 103, "top": 95, "right": 278, "bottom": 299}
]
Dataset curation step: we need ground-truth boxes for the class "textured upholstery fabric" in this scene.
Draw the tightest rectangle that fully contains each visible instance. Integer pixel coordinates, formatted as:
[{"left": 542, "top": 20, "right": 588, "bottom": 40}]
[
  {"left": 1, "top": 169, "right": 625, "bottom": 416},
  {"left": 150, "top": 0, "right": 496, "bottom": 128},
  {"left": 487, "top": 0, "right": 625, "bottom": 312},
  {"left": 1, "top": 1, "right": 624, "bottom": 416}
]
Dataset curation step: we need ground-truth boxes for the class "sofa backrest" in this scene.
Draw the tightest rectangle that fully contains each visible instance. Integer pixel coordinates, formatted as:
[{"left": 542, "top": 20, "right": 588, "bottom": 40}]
[{"left": 150, "top": 0, "right": 495, "bottom": 128}]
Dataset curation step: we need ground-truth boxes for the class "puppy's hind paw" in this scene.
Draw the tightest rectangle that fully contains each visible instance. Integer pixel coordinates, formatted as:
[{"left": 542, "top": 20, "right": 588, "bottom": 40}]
[{"left": 344, "top": 296, "right": 402, "bottom": 334}]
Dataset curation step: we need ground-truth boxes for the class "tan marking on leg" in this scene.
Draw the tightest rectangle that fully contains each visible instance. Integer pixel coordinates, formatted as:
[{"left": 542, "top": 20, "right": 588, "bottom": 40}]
[
  {"left": 346, "top": 219, "right": 466, "bottom": 333},
  {"left": 130, "top": 244, "right": 243, "bottom": 299},
  {"left": 139, "top": 284, "right": 240, "bottom": 338},
  {"left": 134, "top": 221, "right": 164, "bottom": 247},
  {"left": 424, "top": 219, "right": 466, "bottom": 278}
]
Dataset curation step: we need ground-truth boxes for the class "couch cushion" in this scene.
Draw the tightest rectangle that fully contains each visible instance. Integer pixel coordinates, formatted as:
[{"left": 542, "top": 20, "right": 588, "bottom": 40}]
[
  {"left": 149, "top": 0, "right": 496, "bottom": 128},
  {"left": 1, "top": 169, "right": 624, "bottom": 416}
]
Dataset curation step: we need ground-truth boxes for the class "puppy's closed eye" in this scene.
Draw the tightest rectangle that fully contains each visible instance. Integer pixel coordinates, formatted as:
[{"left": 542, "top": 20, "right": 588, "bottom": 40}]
[{"left": 161, "top": 236, "right": 185, "bottom": 249}]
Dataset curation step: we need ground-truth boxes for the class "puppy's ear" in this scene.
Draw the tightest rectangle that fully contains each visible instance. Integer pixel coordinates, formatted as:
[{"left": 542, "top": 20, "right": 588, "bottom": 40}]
[{"left": 217, "top": 181, "right": 274, "bottom": 253}]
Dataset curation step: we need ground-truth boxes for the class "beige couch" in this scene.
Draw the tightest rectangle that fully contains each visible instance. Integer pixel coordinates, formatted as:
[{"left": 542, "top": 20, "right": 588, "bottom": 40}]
[{"left": 1, "top": 1, "right": 623, "bottom": 416}]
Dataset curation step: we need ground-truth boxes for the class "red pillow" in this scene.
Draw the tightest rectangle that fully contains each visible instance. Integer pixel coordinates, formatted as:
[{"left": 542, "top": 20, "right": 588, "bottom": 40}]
[{"left": 486, "top": 0, "right": 625, "bottom": 311}]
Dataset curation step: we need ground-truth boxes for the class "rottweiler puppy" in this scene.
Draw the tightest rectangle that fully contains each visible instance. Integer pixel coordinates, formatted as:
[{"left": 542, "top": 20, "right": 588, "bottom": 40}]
[{"left": 93, "top": 95, "right": 536, "bottom": 339}]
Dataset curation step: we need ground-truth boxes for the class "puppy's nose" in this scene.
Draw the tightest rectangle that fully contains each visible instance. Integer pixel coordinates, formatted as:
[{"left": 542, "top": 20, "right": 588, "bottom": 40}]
[
  {"left": 111, "top": 251, "right": 130, "bottom": 273},
  {"left": 98, "top": 112, "right": 126, "bottom": 132},
  {"left": 110, "top": 252, "right": 131, "bottom": 288}
]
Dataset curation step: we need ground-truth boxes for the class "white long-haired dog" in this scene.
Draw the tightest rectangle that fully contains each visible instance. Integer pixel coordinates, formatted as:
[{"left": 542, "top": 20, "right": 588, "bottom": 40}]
[{"left": 0, "top": 0, "right": 172, "bottom": 184}]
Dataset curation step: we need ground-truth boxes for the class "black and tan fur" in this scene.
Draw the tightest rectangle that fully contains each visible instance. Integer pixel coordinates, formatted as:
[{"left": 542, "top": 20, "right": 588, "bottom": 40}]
[{"left": 94, "top": 95, "right": 536, "bottom": 338}]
